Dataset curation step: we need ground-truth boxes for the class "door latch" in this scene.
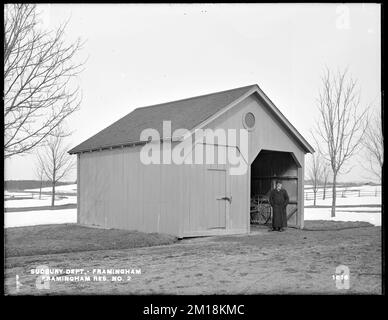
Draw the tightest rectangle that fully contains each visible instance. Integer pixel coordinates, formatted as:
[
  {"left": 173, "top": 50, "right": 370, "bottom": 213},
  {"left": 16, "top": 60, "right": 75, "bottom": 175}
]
[{"left": 217, "top": 196, "right": 232, "bottom": 203}]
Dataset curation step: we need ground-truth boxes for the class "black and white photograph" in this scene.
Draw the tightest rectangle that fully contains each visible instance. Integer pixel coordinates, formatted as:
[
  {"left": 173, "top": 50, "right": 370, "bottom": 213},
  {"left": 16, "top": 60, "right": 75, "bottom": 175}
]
[{"left": 3, "top": 3, "right": 383, "bottom": 299}]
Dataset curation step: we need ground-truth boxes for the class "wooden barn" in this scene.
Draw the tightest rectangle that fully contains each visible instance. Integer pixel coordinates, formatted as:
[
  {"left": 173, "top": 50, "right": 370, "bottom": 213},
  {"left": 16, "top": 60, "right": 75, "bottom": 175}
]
[{"left": 69, "top": 84, "right": 314, "bottom": 238}]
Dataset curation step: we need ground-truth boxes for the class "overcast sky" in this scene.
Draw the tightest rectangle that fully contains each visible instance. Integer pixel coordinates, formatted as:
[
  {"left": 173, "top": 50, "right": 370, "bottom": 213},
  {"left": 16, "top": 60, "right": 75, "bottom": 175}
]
[{"left": 5, "top": 3, "right": 381, "bottom": 182}]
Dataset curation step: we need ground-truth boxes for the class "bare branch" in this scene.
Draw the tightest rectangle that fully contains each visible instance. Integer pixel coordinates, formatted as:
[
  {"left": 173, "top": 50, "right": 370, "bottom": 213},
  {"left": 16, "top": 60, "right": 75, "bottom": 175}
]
[
  {"left": 360, "top": 110, "right": 383, "bottom": 182},
  {"left": 4, "top": 4, "right": 85, "bottom": 158},
  {"left": 307, "top": 151, "right": 324, "bottom": 206},
  {"left": 312, "top": 68, "right": 369, "bottom": 216},
  {"left": 35, "top": 125, "right": 75, "bottom": 206}
]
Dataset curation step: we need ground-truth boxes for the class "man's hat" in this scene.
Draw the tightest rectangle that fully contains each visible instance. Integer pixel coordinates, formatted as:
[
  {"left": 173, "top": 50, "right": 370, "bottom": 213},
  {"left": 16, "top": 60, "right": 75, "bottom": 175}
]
[{"left": 275, "top": 180, "right": 282, "bottom": 184}]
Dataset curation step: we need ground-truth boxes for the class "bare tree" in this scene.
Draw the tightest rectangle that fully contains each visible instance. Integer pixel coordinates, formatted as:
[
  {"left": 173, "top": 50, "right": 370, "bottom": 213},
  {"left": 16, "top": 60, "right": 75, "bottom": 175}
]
[
  {"left": 37, "top": 127, "right": 75, "bottom": 206},
  {"left": 361, "top": 112, "right": 383, "bottom": 183},
  {"left": 35, "top": 161, "right": 45, "bottom": 199},
  {"left": 4, "top": 4, "right": 84, "bottom": 158},
  {"left": 313, "top": 68, "right": 368, "bottom": 217},
  {"left": 308, "top": 152, "right": 323, "bottom": 206},
  {"left": 322, "top": 163, "right": 330, "bottom": 200}
]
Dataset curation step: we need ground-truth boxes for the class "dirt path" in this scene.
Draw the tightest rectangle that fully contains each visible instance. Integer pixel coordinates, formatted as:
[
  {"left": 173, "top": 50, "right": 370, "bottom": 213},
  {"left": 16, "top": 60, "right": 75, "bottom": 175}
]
[{"left": 5, "top": 226, "right": 381, "bottom": 295}]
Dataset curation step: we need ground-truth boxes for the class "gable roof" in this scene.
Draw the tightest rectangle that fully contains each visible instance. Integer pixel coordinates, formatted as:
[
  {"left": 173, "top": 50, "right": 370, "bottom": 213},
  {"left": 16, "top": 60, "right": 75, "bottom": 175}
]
[{"left": 69, "top": 84, "right": 314, "bottom": 154}]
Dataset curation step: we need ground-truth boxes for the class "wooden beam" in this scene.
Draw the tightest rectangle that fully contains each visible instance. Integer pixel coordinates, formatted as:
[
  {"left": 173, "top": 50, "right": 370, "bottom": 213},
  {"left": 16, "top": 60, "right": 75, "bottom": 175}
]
[
  {"left": 287, "top": 207, "right": 297, "bottom": 221},
  {"left": 251, "top": 175, "right": 298, "bottom": 180},
  {"left": 77, "top": 154, "right": 80, "bottom": 224},
  {"left": 297, "top": 164, "right": 305, "bottom": 229}
]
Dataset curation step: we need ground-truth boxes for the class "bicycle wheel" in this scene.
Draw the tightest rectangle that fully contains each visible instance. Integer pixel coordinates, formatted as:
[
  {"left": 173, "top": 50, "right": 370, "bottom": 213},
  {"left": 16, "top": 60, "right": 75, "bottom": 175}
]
[
  {"left": 257, "top": 204, "right": 271, "bottom": 225},
  {"left": 264, "top": 206, "right": 272, "bottom": 225}
]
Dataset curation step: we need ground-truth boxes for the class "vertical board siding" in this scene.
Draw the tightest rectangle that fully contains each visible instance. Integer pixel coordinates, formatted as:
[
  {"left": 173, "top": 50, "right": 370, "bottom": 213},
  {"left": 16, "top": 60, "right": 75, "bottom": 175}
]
[
  {"left": 207, "top": 95, "right": 305, "bottom": 166},
  {"left": 79, "top": 146, "right": 180, "bottom": 235},
  {"left": 78, "top": 93, "right": 308, "bottom": 236},
  {"left": 181, "top": 144, "right": 249, "bottom": 236}
]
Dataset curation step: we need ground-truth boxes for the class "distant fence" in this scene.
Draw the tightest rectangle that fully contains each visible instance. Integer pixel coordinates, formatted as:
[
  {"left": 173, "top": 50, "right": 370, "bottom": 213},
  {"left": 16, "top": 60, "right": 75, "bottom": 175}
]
[
  {"left": 5, "top": 190, "right": 76, "bottom": 200},
  {"left": 304, "top": 189, "right": 381, "bottom": 201}
]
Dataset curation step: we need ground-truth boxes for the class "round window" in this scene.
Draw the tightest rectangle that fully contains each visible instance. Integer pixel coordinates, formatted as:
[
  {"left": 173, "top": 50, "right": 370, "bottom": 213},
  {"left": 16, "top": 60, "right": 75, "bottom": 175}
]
[{"left": 243, "top": 112, "right": 256, "bottom": 129}]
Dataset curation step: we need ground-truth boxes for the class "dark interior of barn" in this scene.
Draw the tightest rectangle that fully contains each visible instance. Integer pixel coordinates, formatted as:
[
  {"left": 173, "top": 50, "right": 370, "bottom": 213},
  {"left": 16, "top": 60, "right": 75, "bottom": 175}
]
[{"left": 250, "top": 150, "right": 299, "bottom": 226}]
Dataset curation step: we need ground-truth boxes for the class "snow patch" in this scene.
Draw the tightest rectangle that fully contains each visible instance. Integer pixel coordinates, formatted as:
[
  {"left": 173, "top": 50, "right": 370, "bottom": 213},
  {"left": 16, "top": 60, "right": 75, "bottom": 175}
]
[{"left": 4, "top": 209, "right": 77, "bottom": 228}]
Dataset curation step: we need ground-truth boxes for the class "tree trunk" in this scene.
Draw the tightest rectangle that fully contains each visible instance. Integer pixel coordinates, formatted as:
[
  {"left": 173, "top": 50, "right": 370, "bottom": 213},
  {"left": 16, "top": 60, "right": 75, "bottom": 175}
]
[
  {"left": 323, "top": 179, "right": 327, "bottom": 200},
  {"left": 39, "top": 178, "right": 42, "bottom": 200},
  {"left": 51, "top": 172, "right": 56, "bottom": 206},
  {"left": 313, "top": 190, "right": 317, "bottom": 206},
  {"left": 331, "top": 173, "right": 337, "bottom": 217},
  {"left": 51, "top": 182, "right": 56, "bottom": 206}
]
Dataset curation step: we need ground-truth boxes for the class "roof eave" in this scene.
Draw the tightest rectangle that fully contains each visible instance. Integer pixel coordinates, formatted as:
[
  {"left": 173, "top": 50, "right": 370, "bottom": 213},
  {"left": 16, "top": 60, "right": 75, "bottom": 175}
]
[{"left": 68, "top": 84, "right": 315, "bottom": 155}]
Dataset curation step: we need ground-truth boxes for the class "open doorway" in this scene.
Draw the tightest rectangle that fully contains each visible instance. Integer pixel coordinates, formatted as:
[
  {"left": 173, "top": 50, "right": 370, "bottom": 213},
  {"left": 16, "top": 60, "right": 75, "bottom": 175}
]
[{"left": 250, "top": 150, "right": 300, "bottom": 227}]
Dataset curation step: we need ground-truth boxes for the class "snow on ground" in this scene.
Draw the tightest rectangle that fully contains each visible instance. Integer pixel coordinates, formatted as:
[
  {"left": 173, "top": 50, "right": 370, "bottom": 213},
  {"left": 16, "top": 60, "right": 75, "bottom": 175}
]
[
  {"left": 4, "top": 208, "right": 77, "bottom": 228},
  {"left": 304, "top": 207, "right": 381, "bottom": 226},
  {"left": 299, "top": 185, "right": 381, "bottom": 226},
  {"left": 304, "top": 184, "right": 380, "bottom": 191},
  {"left": 345, "top": 185, "right": 381, "bottom": 191},
  {"left": 305, "top": 184, "right": 381, "bottom": 193},
  {"left": 3, "top": 184, "right": 382, "bottom": 228},
  {"left": 4, "top": 191, "right": 35, "bottom": 198},
  {"left": 305, "top": 195, "right": 381, "bottom": 207},
  {"left": 335, "top": 207, "right": 382, "bottom": 212},
  {"left": 4, "top": 194, "right": 76, "bottom": 208},
  {"left": 305, "top": 184, "right": 381, "bottom": 207},
  {"left": 25, "top": 184, "right": 77, "bottom": 193}
]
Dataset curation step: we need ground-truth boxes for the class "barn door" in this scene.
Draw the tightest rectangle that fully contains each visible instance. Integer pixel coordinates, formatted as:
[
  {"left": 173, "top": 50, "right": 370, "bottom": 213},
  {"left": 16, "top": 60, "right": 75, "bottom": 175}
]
[{"left": 206, "top": 168, "right": 228, "bottom": 229}]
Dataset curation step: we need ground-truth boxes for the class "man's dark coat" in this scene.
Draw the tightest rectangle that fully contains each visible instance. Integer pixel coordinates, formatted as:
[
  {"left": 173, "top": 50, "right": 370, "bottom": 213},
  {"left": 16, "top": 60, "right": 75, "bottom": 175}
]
[{"left": 269, "top": 188, "right": 289, "bottom": 229}]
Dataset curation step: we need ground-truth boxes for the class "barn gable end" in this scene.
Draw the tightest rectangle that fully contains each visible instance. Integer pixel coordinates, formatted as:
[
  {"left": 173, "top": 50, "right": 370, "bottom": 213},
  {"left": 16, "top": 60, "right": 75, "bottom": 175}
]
[{"left": 204, "top": 93, "right": 307, "bottom": 165}]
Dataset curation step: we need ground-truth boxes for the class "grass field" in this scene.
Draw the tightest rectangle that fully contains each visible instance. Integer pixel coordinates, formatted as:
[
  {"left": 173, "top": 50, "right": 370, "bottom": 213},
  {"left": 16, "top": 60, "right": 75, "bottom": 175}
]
[
  {"left": 302, "top": 220, "right": 374, "bottom": 230},
  {"left": 3, "top": 183, "right": 382, "bottom": 295},
  {"left": 5, "top": 224, "right": 177, "bottom": 257},
  {"left": 4, "top": 221, "right": 381, "bottom": 295}
]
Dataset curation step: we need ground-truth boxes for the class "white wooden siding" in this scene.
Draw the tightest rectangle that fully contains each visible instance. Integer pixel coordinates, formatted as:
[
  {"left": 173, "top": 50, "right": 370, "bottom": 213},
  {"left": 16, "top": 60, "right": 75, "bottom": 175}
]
[{"left": 78, "top": 93, "right": 307, "bottom": 237}]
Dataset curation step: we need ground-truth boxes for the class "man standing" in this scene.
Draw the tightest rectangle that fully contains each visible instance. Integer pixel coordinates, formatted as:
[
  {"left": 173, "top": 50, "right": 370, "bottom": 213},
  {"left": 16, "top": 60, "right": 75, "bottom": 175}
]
[{"left": 269, "top": 180, "right": 289, "bottom": 232}]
